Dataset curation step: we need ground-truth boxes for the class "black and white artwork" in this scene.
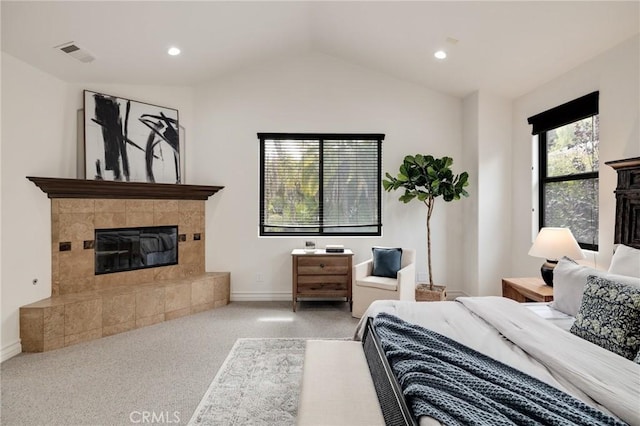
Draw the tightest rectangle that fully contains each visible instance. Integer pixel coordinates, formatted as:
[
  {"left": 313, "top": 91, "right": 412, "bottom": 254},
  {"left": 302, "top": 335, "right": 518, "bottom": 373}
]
[{"left": 83, "top": 90, "right": 182, "bottom": 183}]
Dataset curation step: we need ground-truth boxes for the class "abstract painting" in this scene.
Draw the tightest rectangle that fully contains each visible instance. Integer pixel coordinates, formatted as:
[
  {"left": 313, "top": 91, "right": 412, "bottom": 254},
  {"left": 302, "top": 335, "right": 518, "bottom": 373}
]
[{"left": 83, "top": 90, "right": 182, "bottom": 183}]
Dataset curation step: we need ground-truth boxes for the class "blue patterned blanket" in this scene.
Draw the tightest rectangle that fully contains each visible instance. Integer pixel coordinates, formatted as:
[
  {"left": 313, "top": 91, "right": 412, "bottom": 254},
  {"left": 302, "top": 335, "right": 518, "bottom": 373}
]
[{"left": 373, "top": 313, "right": 626, "bottom": 426}]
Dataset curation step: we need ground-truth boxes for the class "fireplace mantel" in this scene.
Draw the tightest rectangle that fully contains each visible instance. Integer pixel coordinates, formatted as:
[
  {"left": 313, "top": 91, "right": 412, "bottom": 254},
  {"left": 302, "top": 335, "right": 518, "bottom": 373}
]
[{"left": 27, "top": 177, "right": 223, "bottom": 200}]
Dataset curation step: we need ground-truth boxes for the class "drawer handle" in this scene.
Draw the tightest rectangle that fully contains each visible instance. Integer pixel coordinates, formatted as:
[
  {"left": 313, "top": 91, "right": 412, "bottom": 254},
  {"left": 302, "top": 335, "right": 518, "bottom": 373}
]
[{"left": 320, "top": 263, "right": 325, "bottom": 268}]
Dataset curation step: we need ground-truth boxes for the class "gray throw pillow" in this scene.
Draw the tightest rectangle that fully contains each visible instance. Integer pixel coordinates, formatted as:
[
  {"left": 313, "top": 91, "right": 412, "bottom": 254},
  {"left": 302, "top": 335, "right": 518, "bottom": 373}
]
[
  {"left": 372, "top": 247, "right": 402, "bottom": 278},
  {"left": 570, "top": 275, "right": 640, "bottom": 360},
  {"left": 552, "top": 257, "right": 640, "bottom": 317}
]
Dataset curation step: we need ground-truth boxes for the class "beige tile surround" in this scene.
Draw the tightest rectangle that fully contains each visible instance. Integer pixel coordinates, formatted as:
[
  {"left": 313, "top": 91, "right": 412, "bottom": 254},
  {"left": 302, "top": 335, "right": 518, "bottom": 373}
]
[
  {"left": 20, "top": 198, "right": 230, "bottom": 352},
  {"left": 51, "top": 198, "right": 206, "bottom": 296}
]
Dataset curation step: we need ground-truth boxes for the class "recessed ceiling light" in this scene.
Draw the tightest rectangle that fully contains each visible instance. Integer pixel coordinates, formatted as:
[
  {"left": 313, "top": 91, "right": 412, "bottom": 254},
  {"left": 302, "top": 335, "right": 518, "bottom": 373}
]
[
  {"left": 167, "top": 47, "right": 181, "bottom": 56},
  {"left": 434, "top": 50, "right": 447, "bottom": 60}
]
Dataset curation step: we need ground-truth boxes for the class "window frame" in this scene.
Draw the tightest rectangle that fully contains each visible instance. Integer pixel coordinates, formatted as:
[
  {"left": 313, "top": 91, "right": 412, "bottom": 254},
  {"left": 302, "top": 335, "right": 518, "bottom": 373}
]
[
  {"left": 258, "top": 132, "right": 384, "bottom": 237},
  {"left": 528, "top": 92, "right": 599, "bottom": 251}
]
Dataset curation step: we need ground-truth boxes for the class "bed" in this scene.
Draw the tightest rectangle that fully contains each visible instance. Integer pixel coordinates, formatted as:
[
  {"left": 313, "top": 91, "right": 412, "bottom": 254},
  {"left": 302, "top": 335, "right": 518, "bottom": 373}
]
[
  {"left": 356, "top": 295, "right": 639, "bottom": 425},
  {"left": 297, "top": 291, "right": 639, "bottom": 426},
  {"left": 351, "top": 234, "right": 640, "bottom": 425},
  {"left": 298, "top": 157, "right": 640, "bottom": 426}
]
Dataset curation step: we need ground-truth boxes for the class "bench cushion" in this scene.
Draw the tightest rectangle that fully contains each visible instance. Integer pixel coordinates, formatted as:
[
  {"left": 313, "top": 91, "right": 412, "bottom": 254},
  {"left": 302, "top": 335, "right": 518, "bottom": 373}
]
[
  {"left": 356, "top": 275, "right": 398, "bottom": 291},
  {"left": 297, "top": 340, "right": 385, "bottom": 426}
]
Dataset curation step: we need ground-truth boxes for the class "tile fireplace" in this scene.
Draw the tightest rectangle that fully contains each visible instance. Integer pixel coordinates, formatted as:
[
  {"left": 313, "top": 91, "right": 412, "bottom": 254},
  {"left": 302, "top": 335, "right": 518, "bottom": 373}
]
[{"left": 20, "top": 178, "right": 228, "bottom": 352}]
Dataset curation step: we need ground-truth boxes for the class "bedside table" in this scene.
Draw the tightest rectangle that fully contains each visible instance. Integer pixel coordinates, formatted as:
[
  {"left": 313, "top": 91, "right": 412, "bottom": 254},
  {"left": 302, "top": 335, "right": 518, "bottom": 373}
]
[
  {"left": 502, "top": 277, "right": 553, "bottom": 303},
  {"left": 291, "top": 249, "right": 354, "bottom": 312}
]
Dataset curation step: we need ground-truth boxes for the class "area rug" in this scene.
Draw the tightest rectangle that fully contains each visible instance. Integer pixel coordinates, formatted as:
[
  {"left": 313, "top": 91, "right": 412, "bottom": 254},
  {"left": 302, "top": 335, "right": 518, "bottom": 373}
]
[{"left": 188, "top": 338, "right": 307, "bottom": 425}]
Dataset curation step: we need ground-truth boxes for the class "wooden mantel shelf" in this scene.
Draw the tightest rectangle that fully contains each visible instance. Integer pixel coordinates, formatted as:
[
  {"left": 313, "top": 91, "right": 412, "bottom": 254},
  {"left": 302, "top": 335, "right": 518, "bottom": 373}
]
[{"left": 27, "top": 177, "right": 224, "bottom": 200}]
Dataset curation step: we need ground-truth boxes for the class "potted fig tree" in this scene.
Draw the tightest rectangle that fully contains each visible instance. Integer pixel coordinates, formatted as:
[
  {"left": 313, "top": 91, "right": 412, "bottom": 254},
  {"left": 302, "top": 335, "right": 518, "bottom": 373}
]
[{"left": 383, "top": 154, "right": 469, "bottom": 298}]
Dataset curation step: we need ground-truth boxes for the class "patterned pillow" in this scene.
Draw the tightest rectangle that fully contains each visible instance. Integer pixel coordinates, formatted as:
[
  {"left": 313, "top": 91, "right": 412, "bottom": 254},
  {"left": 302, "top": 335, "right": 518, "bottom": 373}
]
[
  {"left": 570, "top": 275, "right": 640, "bottom": 360},
  {"left": 635, "top": 351, "right": 640, "bottom": 365}
]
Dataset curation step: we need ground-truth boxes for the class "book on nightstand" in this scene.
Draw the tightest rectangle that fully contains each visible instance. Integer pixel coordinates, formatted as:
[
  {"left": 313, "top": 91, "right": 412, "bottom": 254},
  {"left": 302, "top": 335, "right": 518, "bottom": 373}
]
[{"left": 325, "top": 244, "right": 345, "bottom": 253}]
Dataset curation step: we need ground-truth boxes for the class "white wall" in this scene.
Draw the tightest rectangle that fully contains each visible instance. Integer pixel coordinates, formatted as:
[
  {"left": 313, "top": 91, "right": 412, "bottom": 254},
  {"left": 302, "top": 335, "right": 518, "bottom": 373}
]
[
  {"left": 0, "top": 52, "right": 194, "bottom": 359},
  {"left": 461, "top": 93, "right": 480, "bottom": 296},
  {"left": 462, "top": 91, "right": 512, "bottom": 296},
  {"left": 191, "top": 52, "right": 466, "bottom": 301},
  {"left": 477, "top": 92, "right": 512, "bottom": 295},
  {"left": 1, "top": 53, "right": 72, "bottom": 360},
  {"left": 0, "top": 44, "right": 4, "bottom": 360},
  {"left": 511, "top": 35, "right": 640, "bottom": 275}
]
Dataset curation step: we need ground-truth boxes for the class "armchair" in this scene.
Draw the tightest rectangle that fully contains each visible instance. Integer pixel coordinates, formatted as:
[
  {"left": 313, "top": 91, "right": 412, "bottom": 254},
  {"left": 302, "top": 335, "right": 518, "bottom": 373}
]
[{"left": 351, "top": 248, "right": 416, "bottom": 318}]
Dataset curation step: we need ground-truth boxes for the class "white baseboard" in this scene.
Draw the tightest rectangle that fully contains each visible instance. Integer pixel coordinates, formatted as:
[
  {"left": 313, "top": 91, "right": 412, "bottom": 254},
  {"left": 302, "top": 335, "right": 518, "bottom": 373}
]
[
  {"left": 1, "top": 340, "right": 22, "bottom": 363},
  {"left": 231, "top": 291, "right": 291, "bottom": 302},
  {"left": 231, "top": 290, "right": 469, "bottom": 303}
]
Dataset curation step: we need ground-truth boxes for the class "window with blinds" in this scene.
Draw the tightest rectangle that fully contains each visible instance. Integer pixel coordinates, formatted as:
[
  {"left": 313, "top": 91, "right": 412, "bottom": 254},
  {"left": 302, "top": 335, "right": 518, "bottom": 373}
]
[
  {"left": 258, "top": 133, "right": 384, "bottom": 236},
  {"left": 527, "top": 92, "right": 599, "bottom": 250}
]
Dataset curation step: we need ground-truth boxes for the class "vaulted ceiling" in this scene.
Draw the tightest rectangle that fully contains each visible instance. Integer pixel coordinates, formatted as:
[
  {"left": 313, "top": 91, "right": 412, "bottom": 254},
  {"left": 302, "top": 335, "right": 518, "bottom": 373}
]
[{"left": 2, "top": 1, "right": 638, "bottom": 98}]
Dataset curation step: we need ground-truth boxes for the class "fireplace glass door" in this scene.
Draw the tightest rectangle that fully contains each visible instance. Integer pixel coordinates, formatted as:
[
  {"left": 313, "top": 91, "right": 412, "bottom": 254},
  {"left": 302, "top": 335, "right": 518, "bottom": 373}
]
[{"left": 95, "top": 226, "right": 178, "bottom": 274}]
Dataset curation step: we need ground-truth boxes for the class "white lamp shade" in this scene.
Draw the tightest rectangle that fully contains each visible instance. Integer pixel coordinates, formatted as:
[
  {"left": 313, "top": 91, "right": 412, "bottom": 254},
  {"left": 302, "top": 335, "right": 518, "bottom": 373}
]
[{"left": 528, "top": 227, "right": 586, "bottom": 261}]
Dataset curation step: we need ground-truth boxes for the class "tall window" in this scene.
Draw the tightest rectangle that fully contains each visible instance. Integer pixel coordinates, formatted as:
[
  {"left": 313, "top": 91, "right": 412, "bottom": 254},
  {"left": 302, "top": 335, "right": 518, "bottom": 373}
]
[
  {"left": 528, "top": 92, "right": 599, "bottom": 250},
  {"left": 258, "top": 133, "right": 384, "bottom": 236}
]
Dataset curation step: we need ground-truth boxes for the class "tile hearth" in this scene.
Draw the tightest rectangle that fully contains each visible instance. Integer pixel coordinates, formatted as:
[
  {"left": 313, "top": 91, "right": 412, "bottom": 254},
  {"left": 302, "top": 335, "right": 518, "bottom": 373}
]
[{"left": 20, "top": 272, "right": 230, "bottom": 352}]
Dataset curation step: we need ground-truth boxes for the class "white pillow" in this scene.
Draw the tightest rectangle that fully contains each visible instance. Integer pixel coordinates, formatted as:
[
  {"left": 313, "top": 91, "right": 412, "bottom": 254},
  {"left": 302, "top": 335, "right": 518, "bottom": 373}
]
[
  {"left": 608, "top": 244, "right": 640, "bottom": 278},
  {"left": 552, "top": 257, "right": 640, "bottom": 317}
]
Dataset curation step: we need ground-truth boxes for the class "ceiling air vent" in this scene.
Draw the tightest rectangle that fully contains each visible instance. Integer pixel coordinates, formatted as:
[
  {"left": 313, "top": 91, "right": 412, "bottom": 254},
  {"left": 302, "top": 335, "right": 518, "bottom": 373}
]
[{"left": 54, "top": 42, "right": 95, "bottom": 63}]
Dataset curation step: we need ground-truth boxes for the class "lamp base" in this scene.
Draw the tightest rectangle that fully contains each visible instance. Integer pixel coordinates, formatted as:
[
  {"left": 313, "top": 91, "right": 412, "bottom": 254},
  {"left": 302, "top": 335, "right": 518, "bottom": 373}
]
[{"left": 540, "top": 260, "right": 558, "bottom": 286}]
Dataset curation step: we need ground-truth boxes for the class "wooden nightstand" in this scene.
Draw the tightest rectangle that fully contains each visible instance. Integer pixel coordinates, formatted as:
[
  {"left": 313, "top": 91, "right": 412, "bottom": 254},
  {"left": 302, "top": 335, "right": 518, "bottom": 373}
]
[
  {"left": 291, "top": 249, "right": 354, "bottom": 312},
  {"left": 502, "top": 277, "right": 553, "bottom": 303}
]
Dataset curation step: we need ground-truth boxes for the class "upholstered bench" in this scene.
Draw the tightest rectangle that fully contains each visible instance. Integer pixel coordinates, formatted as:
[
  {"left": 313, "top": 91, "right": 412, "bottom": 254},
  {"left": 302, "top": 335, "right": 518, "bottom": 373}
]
[{"left": 297, "top": 340, "right": 385, "bottom": 426}]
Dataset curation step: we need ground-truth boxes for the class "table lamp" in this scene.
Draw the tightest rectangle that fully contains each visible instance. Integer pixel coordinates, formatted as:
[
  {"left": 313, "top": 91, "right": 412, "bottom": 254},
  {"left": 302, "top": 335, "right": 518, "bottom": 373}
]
[{"left": 528, "top": 227, "right": 585, "bottom": 286}]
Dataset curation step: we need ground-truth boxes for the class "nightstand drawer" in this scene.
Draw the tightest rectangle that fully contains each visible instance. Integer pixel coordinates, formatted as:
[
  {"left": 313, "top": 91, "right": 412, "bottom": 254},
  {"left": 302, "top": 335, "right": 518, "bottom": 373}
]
[
  {"left": 296, "top": 256, "right": 349, "bottom": 275},
  {"left": 297, "top": 275, "right": 349, "bottom": 292}
]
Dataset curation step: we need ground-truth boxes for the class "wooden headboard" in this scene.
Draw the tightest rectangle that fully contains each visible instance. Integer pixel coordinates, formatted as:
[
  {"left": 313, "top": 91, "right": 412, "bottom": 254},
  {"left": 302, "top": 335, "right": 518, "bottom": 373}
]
[{"left": 605, "top": 157, "right": 640, "bottom": 249}]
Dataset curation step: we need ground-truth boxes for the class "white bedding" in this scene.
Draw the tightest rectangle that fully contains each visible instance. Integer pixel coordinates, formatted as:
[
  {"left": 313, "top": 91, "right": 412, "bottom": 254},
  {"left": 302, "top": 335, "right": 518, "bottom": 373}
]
[
  {"left": 355, "top": 297, "right": 640, "bottom": 426},
  {"left": 522, "top": 301, "right": 576, "bottom": 331}
]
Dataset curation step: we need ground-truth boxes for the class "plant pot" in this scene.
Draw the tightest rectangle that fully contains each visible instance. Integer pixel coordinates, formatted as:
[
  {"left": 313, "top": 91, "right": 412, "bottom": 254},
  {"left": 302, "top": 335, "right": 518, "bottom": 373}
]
[{"left": 415, "top": 283, "right": 447, "bottom": 302}]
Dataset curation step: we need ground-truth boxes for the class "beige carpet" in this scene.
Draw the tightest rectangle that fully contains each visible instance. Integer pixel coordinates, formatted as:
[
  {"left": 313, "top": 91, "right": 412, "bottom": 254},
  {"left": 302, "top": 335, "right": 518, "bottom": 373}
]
[{"left": 1, "top": 301, "right": 359, "bottom": 426}]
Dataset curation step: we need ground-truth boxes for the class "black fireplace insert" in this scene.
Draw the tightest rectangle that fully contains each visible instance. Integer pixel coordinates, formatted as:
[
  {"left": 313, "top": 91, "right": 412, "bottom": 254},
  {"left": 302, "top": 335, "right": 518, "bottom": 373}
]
[{"left": 95, "top": 225, "right": 178, "bottom": 275}]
